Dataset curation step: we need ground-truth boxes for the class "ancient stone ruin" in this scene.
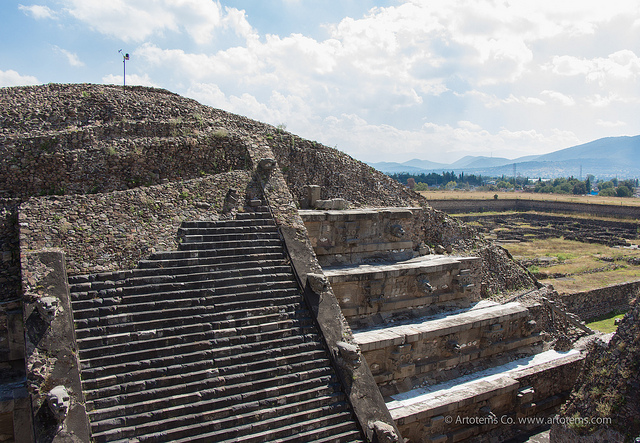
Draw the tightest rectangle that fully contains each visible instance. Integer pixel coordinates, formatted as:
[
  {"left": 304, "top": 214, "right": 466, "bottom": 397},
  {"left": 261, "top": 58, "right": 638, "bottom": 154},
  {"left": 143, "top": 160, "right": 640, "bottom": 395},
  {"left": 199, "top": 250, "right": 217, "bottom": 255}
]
[{"left": 0, "top": 84, "right": 613, "bottom": 442}]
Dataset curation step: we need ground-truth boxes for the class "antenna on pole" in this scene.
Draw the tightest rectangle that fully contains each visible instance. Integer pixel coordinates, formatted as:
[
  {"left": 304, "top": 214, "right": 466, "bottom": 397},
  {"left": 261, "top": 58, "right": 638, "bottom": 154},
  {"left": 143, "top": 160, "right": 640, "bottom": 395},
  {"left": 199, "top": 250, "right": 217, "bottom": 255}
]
[{"left": 118, "top": 49, "right": 129, "bottom": 90}]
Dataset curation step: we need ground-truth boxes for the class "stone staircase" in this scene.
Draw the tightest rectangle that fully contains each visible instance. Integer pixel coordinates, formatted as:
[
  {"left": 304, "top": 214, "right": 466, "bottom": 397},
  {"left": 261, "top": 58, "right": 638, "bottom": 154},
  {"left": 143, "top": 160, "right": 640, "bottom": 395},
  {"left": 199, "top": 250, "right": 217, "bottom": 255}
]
[
  {"left": 300, "top": 208, "right": 584, "bottom": 442},
  {"left": 68, "top": 207, "right": 365, "bottom": 442}
]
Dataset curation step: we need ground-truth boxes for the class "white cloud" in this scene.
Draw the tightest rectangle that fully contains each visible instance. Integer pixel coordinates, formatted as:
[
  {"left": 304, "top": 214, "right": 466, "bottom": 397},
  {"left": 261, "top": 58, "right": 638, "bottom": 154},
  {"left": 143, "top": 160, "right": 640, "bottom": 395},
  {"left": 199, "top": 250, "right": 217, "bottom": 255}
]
[
  {"left": 548, "top": 51, "right": 640, "bottom": 86},
  {"left": 63, "top": 0, "right": 253, "bottom": 44},
  {"left": 541, "top": 90, "right": 575, "bottom": 106},
  {"left": 18, "top": 4, "right": 57, "bottom": 20},
  {"left": 314, "top": 113, "right": 580, "bottom": 163},
  {"left": 41, "top": 0, "right": 637, "bottom": 163},
  {"left": 0, "top": 69, "right": 39, "bottom": 87},
  {"left": 53, "top": 46, "right": 84, "bottom": 67},
  {"left": 102, "top": 73, "right": 158, "bottom": 87},
  {"left": 504, "top": 94, "right": 545, "bottom": 106},
  {"left": 596, "top": 119, "right": 627, "bottom": 128}
]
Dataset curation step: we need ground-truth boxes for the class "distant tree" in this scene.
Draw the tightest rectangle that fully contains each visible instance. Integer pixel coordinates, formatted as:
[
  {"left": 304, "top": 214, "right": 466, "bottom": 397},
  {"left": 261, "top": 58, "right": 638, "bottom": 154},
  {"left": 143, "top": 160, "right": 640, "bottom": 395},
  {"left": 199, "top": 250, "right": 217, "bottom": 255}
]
[
  {"left": 617, "top": 185, "right": 632, "bottom": 197},
  {"left": 414, "top": 182, "right": 429, "bottom": 191},
  {"left": 445, "top": 181, "right": 457, "bottom": 190},
  {"left": 572, "top": 182, "right": 587, "bottom": 195},
  {"left": 407, "top": 177, "right": 416, "bottom": 189},
  {"left": 599, "top": 188, "right": 616, "bottom": 197},
  {"left": 621, "top": 179, "right": 636, "bottom": 192},
  {"left": 599, "top": 181, "right": 614, "bottom": 190}
]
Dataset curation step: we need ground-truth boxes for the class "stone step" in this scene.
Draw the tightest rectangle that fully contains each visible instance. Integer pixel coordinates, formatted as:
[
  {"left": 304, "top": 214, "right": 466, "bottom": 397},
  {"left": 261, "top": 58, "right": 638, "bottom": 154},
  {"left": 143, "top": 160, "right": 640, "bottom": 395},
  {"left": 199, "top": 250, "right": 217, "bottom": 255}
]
[
  {"left": 276, "top": 424, "right": 364, "bottom": 443},
  {"left": 72, "top": 290, "right": 298, "bottom": 319},
  {"left": 69, "top": 258, "right": 290, "bottom": 287},
  {"left": 72, "top": 273, "right": 297, "bottom": 303},
  {"left": 81, "top": 330, "right": 321, "bottom": 371},
  {"left": 177, "top": 224, "right": 276, "bottom": 237},
  {"left": 353, "top": 302, "right": 543, "bottom": 396},
  {"left": 180, "top": 231, "right": 280, "bottom": 244},
  {"left": 77, "top": 304, "right": 308, "bottom": 358},
  {"left": 86, "top": 349, "right": 331, "bottom": 416},
  {"left": 81, "top": 330, "right": 319, "bottom": 392},
  {"left": 180, "top": 217, "right": 273, "bottom": 230},
  {"left": 147, "top": 245, "right": 284, "bottom": 262},
  {"left": 71, "top": 212, "right": 363, "bottom": 443},
  {"left": 87, "top": 359, "right": 334, "bottom": 421},
  {"left": 136, "top": 252, "right": 285, "bottom": 270},
  {"left": 177, "top": 238, "right": 282, "bottom": 251},
  {"left": 84, "top": 346, "right": 327, "bottom": 401},
  {"left": 174, "top": 410, "right": 356, "bottom": 443},
  {"left": 73, "top": 295, "right": 302, "bottom": 331},
  {"left": 73, "top": 293, "right": 306, "bottom": 339},
  {"left": 80, "top": 316, "right": 316, "bottom": 370},
  {"left": 386, "top": 350, "right": 584, "bottom": 443},
  {"left": 71, "top": 282, "right": 300, "bottom": 309},
  {"left": 117, "top": 264, "right": 292, "bottom": 287},
  {"left": 74, "top": 294, "right": 304, "bottom": 338},
  {"left": 71, "top": 266, "right": 292, "bottom": 319},
  {"left": 90, "top": 381, "right": 343, "bottom": 437},
  {"left": 77, "top": 313, "right": 312, "bottom": 349}
]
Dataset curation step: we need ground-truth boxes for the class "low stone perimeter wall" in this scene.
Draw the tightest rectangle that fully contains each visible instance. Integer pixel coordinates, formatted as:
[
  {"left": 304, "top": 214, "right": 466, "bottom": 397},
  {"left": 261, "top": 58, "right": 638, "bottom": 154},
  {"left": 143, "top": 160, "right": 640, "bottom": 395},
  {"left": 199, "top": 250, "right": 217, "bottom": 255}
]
[
  {"left": 429, "top": 198, "right": 640, "bottom": 220},
  {"left": 19, "top": 171, "right": 260, "bottom": 276},
  {"left": 556, "top": 280, "right": 640, "bottom": 321}
]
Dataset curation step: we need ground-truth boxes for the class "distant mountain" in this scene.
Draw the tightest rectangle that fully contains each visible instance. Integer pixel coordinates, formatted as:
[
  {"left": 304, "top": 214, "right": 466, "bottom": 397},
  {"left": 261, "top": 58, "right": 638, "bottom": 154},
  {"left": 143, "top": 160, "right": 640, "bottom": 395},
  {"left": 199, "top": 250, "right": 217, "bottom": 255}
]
[
  {"left": 535, "top": 136, "right": 640, "bottom": 164},
  {"left": 401, "top": 158, "right": 449, "bottom": 170},
  {"left": 368, "top": 135, "right": 640, "bottom": 179},
  {"left": 451, "top": 156, "right": 516, "bottom": 169}
]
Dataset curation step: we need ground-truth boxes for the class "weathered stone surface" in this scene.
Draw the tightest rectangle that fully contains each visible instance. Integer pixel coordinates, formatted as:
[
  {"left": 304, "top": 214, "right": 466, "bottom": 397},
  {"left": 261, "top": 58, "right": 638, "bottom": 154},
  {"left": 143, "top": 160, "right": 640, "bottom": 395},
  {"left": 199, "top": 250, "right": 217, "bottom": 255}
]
[
  {"left": 388, "top": 350, "right": 584, "bottom": 443},
  {"left": 21, "top": 250, "right": 90, "bottom": 442},
  {"left": 19, "top": 171, "right": 257, "bottom": 276},
  {"left": 325, "top": 255, "right": 481, "bottom": 328}
]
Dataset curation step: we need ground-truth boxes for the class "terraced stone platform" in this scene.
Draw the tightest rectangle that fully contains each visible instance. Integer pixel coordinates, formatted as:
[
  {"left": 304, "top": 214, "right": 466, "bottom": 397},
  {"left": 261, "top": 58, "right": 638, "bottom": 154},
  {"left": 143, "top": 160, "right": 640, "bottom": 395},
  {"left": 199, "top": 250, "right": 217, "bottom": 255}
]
[
  {"left": 301, "top": 207, "right": 586, "bottom": 442},
  {"left": 68, "top": 207, "right": 365, "bottom": 442},
  {"left": 353, "top": 301, "right": 544, "bottom": 396},
  {"left": 387, "top": 350, "right": 584, "bottom": 443},
  {"left": 324, "top": 256, "right": 480, "bottom": 329}
]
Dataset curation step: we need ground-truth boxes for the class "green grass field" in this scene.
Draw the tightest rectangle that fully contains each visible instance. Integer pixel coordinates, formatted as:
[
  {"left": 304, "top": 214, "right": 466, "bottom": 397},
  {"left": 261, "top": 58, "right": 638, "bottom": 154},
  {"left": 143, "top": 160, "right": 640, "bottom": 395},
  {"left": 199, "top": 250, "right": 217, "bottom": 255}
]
[{"left": 586, "top": 311, "right": 627, "bottom": 333}]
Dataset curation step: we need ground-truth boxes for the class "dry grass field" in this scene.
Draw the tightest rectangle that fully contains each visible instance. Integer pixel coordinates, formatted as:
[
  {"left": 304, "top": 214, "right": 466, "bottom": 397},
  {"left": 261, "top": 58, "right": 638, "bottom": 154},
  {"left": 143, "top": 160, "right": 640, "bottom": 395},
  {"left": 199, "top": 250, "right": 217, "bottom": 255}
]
[
  {"left": 426, "top": 191, "right": 640, "bottom": 294},
  {"left": 503, "top": 238, "right": 640, "bottom": 294},
  {"left": 420, "top": 190, "right": 640, "bottom": 206}
]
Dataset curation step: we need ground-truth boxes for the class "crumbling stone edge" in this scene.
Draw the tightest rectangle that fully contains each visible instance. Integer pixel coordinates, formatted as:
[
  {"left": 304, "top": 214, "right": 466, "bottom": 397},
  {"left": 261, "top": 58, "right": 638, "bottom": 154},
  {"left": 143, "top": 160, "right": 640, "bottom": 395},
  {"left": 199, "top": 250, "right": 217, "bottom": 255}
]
[
  {"left": 21, "top": 250, "right": 90, "bottom": 442},
  {"left": 251, "top": 144, "right": 402, "bottom": 442}
]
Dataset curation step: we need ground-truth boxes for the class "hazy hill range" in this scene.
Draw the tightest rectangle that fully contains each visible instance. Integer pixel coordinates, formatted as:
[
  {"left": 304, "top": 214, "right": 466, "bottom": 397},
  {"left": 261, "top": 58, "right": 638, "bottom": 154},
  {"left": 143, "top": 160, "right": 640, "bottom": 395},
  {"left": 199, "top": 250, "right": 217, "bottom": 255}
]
[{"left": 369, "top": 135, "right": 640, "bottom": 179}]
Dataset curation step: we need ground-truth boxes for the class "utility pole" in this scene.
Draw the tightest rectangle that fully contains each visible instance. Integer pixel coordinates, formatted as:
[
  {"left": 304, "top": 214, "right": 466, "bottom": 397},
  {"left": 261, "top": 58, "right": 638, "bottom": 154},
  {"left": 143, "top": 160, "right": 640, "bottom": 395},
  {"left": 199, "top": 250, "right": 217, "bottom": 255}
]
[{"left": 118, "top": 49, "right": 129, "bottom": 90}]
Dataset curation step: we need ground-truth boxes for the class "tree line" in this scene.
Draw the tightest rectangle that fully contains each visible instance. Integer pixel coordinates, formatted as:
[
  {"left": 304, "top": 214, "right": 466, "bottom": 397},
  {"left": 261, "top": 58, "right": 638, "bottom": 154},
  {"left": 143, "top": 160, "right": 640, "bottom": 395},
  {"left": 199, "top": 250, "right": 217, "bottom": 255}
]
[{"left": 389, "top": 172, "right": 638, "bottom": 197}]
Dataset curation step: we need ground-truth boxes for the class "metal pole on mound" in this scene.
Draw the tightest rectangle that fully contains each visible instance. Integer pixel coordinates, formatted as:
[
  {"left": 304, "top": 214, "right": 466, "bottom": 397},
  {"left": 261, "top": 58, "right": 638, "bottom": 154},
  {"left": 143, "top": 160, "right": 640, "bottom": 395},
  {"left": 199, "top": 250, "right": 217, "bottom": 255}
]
[{"left": 118, "top": 49, "right": 129, "bottom": 91}]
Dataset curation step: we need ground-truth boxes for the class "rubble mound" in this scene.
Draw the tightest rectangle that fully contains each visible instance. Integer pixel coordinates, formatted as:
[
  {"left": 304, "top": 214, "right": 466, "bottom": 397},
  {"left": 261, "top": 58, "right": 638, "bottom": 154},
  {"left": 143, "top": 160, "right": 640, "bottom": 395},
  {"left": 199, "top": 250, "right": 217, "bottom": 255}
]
[{"left": 552, "top": 297, "right": 640, "bottom": 441}]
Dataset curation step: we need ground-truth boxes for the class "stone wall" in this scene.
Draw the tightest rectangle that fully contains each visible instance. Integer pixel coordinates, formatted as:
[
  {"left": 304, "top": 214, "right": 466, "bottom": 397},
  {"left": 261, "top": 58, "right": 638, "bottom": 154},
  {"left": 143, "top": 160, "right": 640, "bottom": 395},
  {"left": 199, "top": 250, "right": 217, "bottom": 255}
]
[
  {"left": 0, "top": 199, "right": 20, "bottom": 304},
  {"left": 429, "top": 198, "right": 640, "bottom": 220},
  {"left": 555, "top": 280, "right": 640, "bottom": 320},
  {"left": 2, "top": 84, "right": 253, "bottom": 199},
  {"left": 356, "top": 302, "right": 542, "bottom": 397},
  {"left": 392, "top": 352, "right": 584, "bottom": 443},
  {"left": 302, "top": 208, "right": 421, "bottom": 266},
  {"left": 326, "top": 256, "right": 481, "bottom": 329},
  {"left": 2, "top": 122, "right": 250, "bottom": 198},
  {"left": 301, "top": 207, "right": 481, "bottom": 267},
  {"left": 266, "top": 134, "right": 422, "bottom": 209},
  {"left": 18, "top": 171, "right": 260, "bottom": 276}
]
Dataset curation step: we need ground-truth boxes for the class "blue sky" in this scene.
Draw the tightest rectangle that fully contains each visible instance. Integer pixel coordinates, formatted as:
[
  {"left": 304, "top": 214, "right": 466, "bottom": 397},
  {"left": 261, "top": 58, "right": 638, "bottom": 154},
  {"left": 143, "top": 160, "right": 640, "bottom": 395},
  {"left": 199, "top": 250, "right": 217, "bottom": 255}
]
[{"left": 3, "top": 1, "right": 640, "bottom": 164}]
